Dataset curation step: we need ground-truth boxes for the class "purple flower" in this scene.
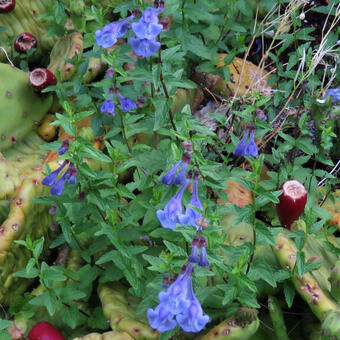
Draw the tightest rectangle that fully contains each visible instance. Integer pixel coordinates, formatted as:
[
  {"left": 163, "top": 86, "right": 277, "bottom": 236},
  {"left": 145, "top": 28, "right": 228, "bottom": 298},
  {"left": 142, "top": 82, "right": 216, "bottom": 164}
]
[
  {"left": 58, "top": 139, "right": 69, "bottom": 156},
  {"left": 117, "top": 94, "right": 137, "bottom": 112},
  {"left": 173, "top": 163, "right": 188, "bottom": 185},
  {"left": 147, "top": 303, "right": 177, "bottom": 332},
  {"left": 42, "top": 161, "right": 68, "bottom": 187},
  {"left": 232, "top": 130, "right": 258, "bottom": 158},
  {"left": 95, "top": 15, "right": 134, "bottom": 48},
  {"left": 129, "top": 37, "right": 161, "bottom": 57},
  {"left": 178, "top": 177, "right": 203, "bottom": 228},
  {"left": 176, "top": 279, "right": 210, "bottom": 333},
  {"left": 161, "top": 160, "right": 183, "bottom": 185},
  {"left": 156, "top": 179, "right": 189, "bottom": 229},
  {"left": 100, "top": 95, "right": 115, "bottom": 116}
]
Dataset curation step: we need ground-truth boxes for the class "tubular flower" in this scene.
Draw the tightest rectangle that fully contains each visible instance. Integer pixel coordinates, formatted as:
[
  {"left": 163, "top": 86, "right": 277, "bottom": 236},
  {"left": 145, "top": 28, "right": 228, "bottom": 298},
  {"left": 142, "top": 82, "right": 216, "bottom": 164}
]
[
  {"left": 198, "top": 237, "right": 209, "bottom": 267},
  {"left": 317, "top": 88, "right": 340, "bottom": 104},
  {"left": 156, "top": 179, "right": 189, "bottom": 229},
  {"left": 147, "top": 263, "right": 209, "bottom": 333},
  {"left": 58, "top": 139, "right": 69, "bottom": 156},
  {"left": 161, "top": 153, "right": 191, "bottom": 186},
  {"left": 129, "top": 7, "right": 163, "bottom": 57},
  {"left": 176, "top": 279, "right": 210, "bottom": 332},
  {"left": 100, "top": 93, "right": 115, "bottom": 116},
  {"left": 95, "top": 15, "right": 134, "bottom": 48},
  {"left": 178, "top": 173, "right": 203, "bottom": 229},
  {"left": 117, "top": 93, "right": 137, "bottom": 112},
  {"left": 232, "top": 129, "right": 258, "bottom": 158},
  {"left": 188, "top": 236, "right": 200, "bottom": 264},
  {"left": 42, "top": 161, "right": 78, "bottom": 196}
]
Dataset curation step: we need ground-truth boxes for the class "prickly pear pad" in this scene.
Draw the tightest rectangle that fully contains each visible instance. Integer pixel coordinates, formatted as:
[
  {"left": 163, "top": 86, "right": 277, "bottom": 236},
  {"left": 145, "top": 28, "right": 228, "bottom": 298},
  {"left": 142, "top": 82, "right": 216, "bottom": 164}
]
[{"left": 0, "top": 63, "right": 52, "bottom": 151}]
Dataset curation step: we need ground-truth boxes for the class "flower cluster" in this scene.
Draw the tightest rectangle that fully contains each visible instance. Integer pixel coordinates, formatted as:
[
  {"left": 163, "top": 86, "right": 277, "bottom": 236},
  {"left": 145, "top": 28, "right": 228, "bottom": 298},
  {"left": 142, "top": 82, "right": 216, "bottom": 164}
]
[
  {"left": 95, "top": 7, "right": 164, "bottom": 58},
  {"left": 41, "top": 140, "right": 78, "bottom": 196},
  {"left": 157, "top": 149, "right": 205, "bottom": 231},
  {"left": 233, "top": 126, "right": 258, "bottom": 158},
  {"left": 147, "top": 263, "right": 210, "bottom": 333}
]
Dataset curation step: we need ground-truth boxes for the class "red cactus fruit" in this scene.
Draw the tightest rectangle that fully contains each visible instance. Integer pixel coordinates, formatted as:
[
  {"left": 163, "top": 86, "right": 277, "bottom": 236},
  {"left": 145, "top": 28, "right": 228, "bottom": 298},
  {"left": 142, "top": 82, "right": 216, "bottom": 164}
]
[
  {"left": 14, "top": 32, "right": 37, "bottom": 54},
  {"left": 0, "top": 0, "right": 15, "bottom": 13},
  {"left": 276, "top": 180, "right": 307, "bottom": 229},
  {"left": 29, "top": 68, "right": 57, "bottom": 92},
  {"left": 28, "top": 321, "right": 65, "bottom": 340}
]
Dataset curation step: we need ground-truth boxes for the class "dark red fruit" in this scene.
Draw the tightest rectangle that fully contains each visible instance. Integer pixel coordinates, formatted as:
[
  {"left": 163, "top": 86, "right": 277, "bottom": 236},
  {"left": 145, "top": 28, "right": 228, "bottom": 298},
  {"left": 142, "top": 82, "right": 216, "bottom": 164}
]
[
  {"left": 276, "top": 180, "right": 307, "bottom": 229},
  {"left": 14, "top": 32, "right": 37, "bottom": 54},
  {"left": 0, "top": 0, "right": 15, "bottom": 13},
  {"left": 28, "top": 321, "right": 65, "bottom": 340},
  {"left": 29, "top": 68, "right": 57, "bottom": 92}
]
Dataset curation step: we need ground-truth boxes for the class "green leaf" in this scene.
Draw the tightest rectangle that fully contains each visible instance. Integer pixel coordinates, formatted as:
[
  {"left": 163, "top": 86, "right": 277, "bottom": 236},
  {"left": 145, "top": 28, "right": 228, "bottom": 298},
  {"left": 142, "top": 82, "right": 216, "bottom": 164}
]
[
  {"left": 33, "top": 237, "right": 45, "bottom": 259},
  {"left": 41, "top": 262, "right": 67, "bottom": 282},
  {"left": 284, "top": 281, "right": 295, "bottom": 308},
  {"left": 0, "top": 320, "right": 12, "bottom": 331},
  {"left": 29, "top": 290, "right": 57, "bottom": 316}
]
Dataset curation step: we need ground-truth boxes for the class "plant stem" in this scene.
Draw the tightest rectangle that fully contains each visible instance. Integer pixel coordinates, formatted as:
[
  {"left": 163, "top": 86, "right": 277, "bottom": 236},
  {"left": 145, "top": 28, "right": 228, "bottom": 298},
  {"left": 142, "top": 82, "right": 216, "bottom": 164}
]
[{"left": 118, "top": 110, "right": 132, "bottom": 153}]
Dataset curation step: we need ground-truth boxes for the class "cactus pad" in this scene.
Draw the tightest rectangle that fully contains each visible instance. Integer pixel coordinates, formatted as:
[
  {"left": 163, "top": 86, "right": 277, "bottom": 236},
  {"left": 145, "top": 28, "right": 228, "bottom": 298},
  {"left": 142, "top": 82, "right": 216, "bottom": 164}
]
[
  {"left": 73, "top": 331, "right": 134, "bottom": 340},
  {"left": 0, "top": 63, "right": 52, "bottom": 151}
]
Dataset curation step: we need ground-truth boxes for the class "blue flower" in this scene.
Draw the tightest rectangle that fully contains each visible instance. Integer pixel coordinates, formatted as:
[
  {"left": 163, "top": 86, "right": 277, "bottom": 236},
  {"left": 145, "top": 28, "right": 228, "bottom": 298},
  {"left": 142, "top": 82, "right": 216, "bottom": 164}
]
[
  {"left": 100, "top": 95, "right": 115, "bottom": 116},
  {"left": 158, "top": 264, "right": 194, "bottom": 314},
  {"left": 58, "top": 139, "right": 69, "bottom": 156},
  {"left": 95, "top": 15, "right": 134, "bottom": 48},
  {"left": 232, "top": 131, "right": 248, "bottom": 157},
  {"left": 147, "top": 263, "right": 209, "bottom": 333},
  {"left": 188, "top": 236, "right": 200, "bottom": 264},
  {"left": 129, "top": 7, "right": 163, "bottom": 57},
  {"left": 156, "top": 179, "right": 189, "bottom": 229},
  {"left": 147, "top": 303, "right": 177, "bottom": 332},
  {"left": 161, "top": 153, "right": 191, "bottom": 186},
  {"left": 244, "top": 131, "right": 258, "bottom": 158},
  {"left": 173, "top": 163, "right": 188, "bottom": 186},
  {"left": 161, "top": 160, "right": 183, "bottom": 185},
  {"left": 176, "top": 279, "right": 210, "bottom": 333},
  {"left": 117, "top": 94, "right": 137, "bottom": 112},
  {"left": 178, "top": 177, "right": 203, "bottom": 228},
  {"left": 42, "top": 161, "right": 78, "bottom": 196},
  {"left": 50, "top": 171, "right": 68, "bottom": 196},
  {"left": 321, "top": 88, "right": 340, "bottom": 104},
  {"left": 131, "top": 8, "right": 163, "bottom": 40},
  {"left": 129, "top": 37, "right": 161, "bottom": 57},
  {"left": 232, "top": 130, "right": 258, "bottom": 158},
  {"left": 198, "top": 236, "right": 209, "bottom": 267},
  {"left": 42, "top": 161, "right": 68, "bottom": 187}
]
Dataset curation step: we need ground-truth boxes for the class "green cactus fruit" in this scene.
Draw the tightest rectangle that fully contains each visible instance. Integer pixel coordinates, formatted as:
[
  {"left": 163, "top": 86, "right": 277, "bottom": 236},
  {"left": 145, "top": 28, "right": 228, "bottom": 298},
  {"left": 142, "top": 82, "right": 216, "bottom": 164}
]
[
  {"left": 273, "top": 232, "right": 337, "bottom": 320},
  {"left": 199, "top": 308, "right": 260, "bottom": 340},
  {"left": 48, "top": 32, "right": 84, "bottom": 82},
  {"left": 321, "top": 310, "right": 340, "bottom": 340},
  {"left": 0, "top": 0, "right": 55, "bottom": 61},
  {"left": 0, "top": 63, "right": 52, "bottom": 151},
  {"left": 73, "top": 331, "right": 134, "bottom": 340},
  {"left": 268, "top": 296, "right": 289, "bottom": 340},
  {"left": 98, "top": 284, "right": 160, "bottom": 340}
]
